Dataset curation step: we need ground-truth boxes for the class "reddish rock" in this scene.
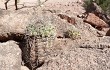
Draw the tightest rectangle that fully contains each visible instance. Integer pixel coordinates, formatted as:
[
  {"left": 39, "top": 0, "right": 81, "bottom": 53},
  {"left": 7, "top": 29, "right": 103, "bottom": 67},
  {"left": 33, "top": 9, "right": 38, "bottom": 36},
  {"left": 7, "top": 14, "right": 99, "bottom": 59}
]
[
  {"left": 58, "top": 14, "right": 76, "bottom": 25},
  {"left": 84, "top": 13, "right": 109, "bottom": 30}
]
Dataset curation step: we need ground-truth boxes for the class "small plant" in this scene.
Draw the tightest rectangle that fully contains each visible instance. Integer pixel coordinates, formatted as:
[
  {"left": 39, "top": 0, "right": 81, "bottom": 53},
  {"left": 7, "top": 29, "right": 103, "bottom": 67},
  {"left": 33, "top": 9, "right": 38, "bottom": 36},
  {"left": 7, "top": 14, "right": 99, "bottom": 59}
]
[
  {"left": 23, "top": 22, "right": 56, "bottom": 70},
  {"left": 26, "top": 23, "right": 56, "bottom": 39},
  {"left": 65, "top": 29, "right": 80, "bottom": 40},
  {"left": 38, "top": 23, "right": 56, "bottom": 38},
  {"left": 26, "top": 24, "right": 37, "bottom": 36}
]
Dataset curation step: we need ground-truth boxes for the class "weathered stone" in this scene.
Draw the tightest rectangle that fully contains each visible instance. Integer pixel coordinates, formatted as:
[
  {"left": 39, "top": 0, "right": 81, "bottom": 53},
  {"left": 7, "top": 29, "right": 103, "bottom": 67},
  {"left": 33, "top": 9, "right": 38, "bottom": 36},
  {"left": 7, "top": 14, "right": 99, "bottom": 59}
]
[
  {"left": 84, "top": 13, "right": 109, "bottom": 30},
  {"left": 85, "top": 2, "right": 110, "bottom": 25},
  {"left": 58, "top": 14, "right": 76, "bottom": 25},
  {"left": 0, "top": 9, "right": 38, "bottom": 41},
  {"left": 37, "top": 38, "right": 110, "bottom": 70},
  {"left": 0, "top": 40, "right": 21, "bottom": 70},
  {"left": 81, "top": 37, "right": 110, "bottom": 49}
]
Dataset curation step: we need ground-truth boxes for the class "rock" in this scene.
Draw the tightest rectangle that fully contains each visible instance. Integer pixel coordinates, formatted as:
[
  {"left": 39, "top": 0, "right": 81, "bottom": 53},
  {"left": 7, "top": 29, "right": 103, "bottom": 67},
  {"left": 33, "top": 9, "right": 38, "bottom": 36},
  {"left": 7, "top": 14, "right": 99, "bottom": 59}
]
[
  {"left": 21, "top": 66, "right": 29, "bottom": 70},
  {"left": 36, "top": 38, "right": 110, "bottom": 70},
  {"left": 0, "top": 9, "right": 38, "bottom": 41},
  {"left": 80, "top": 36, "right": 110, "bottom": 49},
  {"left": 85, "top": 1, "right": 110, "bottom": 25},
  {"left": 58, "top": 14, "right": 76, "bottom": 25},
  {"left": 0, "top": 40, "right": 21, "bottom": 70},
  {"left": 93, "top": 2, "right": 110, "bottom": 25},
  {"left": 84, "top": 13, "right": 109, "bottom": 30}
]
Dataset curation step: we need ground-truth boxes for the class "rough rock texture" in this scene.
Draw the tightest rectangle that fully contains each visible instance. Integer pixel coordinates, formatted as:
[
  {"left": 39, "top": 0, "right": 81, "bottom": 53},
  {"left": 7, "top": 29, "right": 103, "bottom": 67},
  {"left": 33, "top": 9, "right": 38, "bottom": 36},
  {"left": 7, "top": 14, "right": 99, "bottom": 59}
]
[
  {"left": 0, "top": 40, "right": 21, "bottom": 70},
  {"left": 81, "top": 36, "right": 110, "bottom": 49},
  {"left": 0, "top": 0, "right": 110, "bottom": 70},
  {"left": 0, "top": 8, "right": 40, "bottom": 41},
  {"left": 34, "top": 1, "right": 110, "bottom": 70},
  {"left": 36, "top": 38, "right": 110, "bottom": 70},
  {"left": 0, "top": 8, "right": 81, "bottom": 41},
  {"left": 84, "top": 13, "right": 109, "bottom": 29},
  {"left": 95, "top": 2, "right": 110, "bottom": 19},
  {"left": 85, "top": 2, "right": 110, "bottom": 26},
  {"left": 43, "top": 0, "right": 85, "bottom": 16},
  {"left": 0, "top": 0, "right": 85, "bottom": 41},
  {"left": 58, "top": 14, "right": 76, "bottom": 25}
]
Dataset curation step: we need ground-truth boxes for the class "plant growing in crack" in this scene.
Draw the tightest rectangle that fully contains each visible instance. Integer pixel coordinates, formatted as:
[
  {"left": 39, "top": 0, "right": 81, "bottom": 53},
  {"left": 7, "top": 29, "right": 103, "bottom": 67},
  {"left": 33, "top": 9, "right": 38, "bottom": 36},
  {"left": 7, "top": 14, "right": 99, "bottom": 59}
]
[
  {"left": 23, "top": 22, "right": 56, "bottom": 70},
  {"left": 64, "top": 27, "right": 80, "bottom": 40},
  {"left": 26, "top": 23, "right": 56, "bottom": 39}
]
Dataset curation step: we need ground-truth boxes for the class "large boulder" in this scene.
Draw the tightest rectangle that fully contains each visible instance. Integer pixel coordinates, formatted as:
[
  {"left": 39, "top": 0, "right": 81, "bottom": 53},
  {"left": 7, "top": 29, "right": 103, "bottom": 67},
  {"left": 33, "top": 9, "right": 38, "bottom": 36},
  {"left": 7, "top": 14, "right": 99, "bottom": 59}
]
[
  {"left": 85, "top": 2, "right": 110, "bottom": 25},
  {"left": 0, "top": 9, "right": 38, "bottom": 41},
  {"left": 92, "top": 2, "right": 110, "bottom": 25},
  {"left": 0, "top": 40, "right": 21, "bottom": 70},
  {"left": 36, "top": 38, "right": 110, "bottom": 70}
]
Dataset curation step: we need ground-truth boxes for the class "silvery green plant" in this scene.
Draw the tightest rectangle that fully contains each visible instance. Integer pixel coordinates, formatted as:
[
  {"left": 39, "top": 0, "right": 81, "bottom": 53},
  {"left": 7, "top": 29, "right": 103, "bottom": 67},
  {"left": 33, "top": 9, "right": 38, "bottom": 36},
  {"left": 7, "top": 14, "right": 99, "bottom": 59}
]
[
  {"left": 65, "top": 26, "right": 80, "bottom": 40},
  {"left": 26, "top": 23, "right": 56, "bottom": 48},
  {"left": 26, "top": 24, "right": 36, "bottom": 36},
  {"left": 39, "top": 23, "right": 56, "bottom": 38},
  {"left": 26, "top": 23, "right": 56, "bottom": 39}
]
